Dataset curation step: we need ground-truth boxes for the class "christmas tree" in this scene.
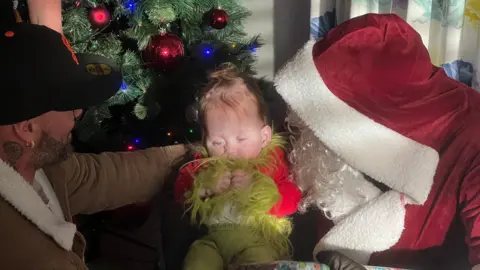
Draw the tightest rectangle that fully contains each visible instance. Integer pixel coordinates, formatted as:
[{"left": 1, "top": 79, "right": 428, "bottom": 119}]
[{"left": 58, "top": 0, "right": 263, "bottom": 152}]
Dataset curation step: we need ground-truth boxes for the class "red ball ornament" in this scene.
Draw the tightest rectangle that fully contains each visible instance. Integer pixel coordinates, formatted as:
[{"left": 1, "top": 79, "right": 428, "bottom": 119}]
[
  {"left": 208, "top": 8, "right": 229, "bottom": 29},
  {"left": 142, "top": 33, "right": 184, "bottom": 71},
  {"left": 88, "top": 6, "right": 111, "bottom": 29}
]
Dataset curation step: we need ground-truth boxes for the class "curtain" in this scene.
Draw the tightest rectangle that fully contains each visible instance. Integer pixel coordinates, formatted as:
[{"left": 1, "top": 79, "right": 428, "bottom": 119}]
[{"left": 310, "top": 0, "right": 480, "bottom": 90}]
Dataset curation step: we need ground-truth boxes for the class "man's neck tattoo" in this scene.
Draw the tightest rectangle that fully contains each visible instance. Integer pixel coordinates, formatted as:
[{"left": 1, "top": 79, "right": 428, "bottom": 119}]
[{"left": 3, "top": 141, "right": 24, "bottom": 167}]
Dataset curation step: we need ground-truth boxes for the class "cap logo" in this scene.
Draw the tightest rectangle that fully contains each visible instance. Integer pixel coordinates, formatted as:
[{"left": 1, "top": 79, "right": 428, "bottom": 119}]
[
  {"left": 86, "top": 63, "right": 112, "bottom": 76},
  {"left": 61, "top": 35, "right": 79, "bottom": 65}
]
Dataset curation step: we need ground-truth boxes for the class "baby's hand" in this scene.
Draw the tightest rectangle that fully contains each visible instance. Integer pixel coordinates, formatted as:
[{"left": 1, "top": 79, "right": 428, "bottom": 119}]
[
  {"left": 231, "top": 170, "right": 251, "bottom": 189},
  {"left": 214, "top": 171, "right": 232, "bottom": 195}
]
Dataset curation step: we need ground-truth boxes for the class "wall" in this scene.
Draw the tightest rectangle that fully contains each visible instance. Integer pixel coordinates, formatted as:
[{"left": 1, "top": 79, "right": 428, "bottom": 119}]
[{"left": 243, "top": 0, "right": 310, "bottom": 79}]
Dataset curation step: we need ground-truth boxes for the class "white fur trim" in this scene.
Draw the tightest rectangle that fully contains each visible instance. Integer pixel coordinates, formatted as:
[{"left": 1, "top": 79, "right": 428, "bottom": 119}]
[
  {"left": 0, "top": 159, "right": 76, "bottom": 250},
  {"left": 473, "top": 265, "right": 480, "bottom": 270},
  {"left": 314, "top": 191, "right": 406, "bottom": 264},
  {"left": 274, "top": 40, "right": 439, "bottom": 204},
  {"left": 329, "top": 170, "right": 382, "bottom": 223}
]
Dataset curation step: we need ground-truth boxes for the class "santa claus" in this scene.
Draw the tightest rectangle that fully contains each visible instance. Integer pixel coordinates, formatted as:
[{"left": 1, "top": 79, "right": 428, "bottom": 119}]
[{"left": 275, "top": 13, "right": 480, "bottom": 270}]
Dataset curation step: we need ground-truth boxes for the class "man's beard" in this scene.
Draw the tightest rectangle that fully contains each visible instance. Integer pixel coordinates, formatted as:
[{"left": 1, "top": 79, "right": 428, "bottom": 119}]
[{"left": 31, "top": 132, "right": 73, "bottom": 169}]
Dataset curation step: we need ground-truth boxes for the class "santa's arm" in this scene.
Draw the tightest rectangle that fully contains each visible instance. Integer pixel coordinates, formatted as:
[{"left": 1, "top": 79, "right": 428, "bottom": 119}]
[
  {"left": 459, "top": 163, "right": 480, "bottom": 269},
  {"left": 269, "top": 174, "right": 302, "bottom": 217},
  {"left": 268, "top": 153, "right": 302, "bottom": 217},
  {"left": 174, "top": 161, "right": 199, "bottom": 204}
]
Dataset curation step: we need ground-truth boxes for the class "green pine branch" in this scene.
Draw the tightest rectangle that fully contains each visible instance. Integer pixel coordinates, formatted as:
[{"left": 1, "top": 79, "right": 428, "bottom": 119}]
[
  {"left": 91, "top": 34, "right": 123, "bottom": 62},
  {"left": 142, "top": 0, "right": 176, "bottom": 25},
  {"left": 62, "top": 7, "right": 92, "bottom": 46}
]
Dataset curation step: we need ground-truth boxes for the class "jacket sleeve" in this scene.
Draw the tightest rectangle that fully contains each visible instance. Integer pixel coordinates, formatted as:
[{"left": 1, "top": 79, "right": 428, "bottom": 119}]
[
  {"left": 44, "top": 145, "right": 186, "bottom": 216},
  {"left": 460, "top": 162, "right": 480, "bottom": 268},
  {"left": 266, "top": 149, "right": 302, "bottom": 217}
]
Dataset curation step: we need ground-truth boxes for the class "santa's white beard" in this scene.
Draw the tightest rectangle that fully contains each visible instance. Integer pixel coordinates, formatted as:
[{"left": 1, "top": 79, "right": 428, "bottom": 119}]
[{"left": 286, "top": 111, "right": 368, "bottom": 220}]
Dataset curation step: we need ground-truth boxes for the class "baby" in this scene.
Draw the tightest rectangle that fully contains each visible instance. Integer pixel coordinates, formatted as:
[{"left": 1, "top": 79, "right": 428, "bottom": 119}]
[{"left": 174, "top": 65, "right": 301, "bottom": 270}]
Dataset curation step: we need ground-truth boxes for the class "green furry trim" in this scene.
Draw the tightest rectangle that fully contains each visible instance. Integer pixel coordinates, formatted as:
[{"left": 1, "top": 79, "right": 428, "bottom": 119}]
[{"left": 184, "top": 133, "right": 292, "bottom": 257}]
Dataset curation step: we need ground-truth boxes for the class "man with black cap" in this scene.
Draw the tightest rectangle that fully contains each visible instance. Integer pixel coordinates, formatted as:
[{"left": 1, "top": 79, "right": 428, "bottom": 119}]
[{"left": 0, "top": 1, "right": 185, "bottom": 269}]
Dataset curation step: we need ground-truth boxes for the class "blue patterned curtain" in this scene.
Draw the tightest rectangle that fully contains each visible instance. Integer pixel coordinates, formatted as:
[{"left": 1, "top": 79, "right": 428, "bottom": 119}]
[{"left": 310, "top": 0, "right": 480, "bottom": 90}]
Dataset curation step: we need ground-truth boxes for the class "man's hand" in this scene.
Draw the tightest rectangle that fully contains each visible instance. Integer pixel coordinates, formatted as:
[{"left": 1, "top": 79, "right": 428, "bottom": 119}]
[
  {"left": 316, "top": 251, "right": 367, "bottom": 270},
  {"left": 214, "top": 172, "right": 232, "bottom": 195},
  {"left": 231, "top": 170, "right": 251, "bottom": 189}
]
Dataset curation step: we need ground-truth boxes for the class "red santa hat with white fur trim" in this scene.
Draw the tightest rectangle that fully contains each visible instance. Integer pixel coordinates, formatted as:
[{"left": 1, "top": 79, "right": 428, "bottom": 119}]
[
  {"left": 276, "top": 13, "right": 440, "bottom": 206},
  {"left": 275, "top": 13, "right": 480, "bottom": 266}
]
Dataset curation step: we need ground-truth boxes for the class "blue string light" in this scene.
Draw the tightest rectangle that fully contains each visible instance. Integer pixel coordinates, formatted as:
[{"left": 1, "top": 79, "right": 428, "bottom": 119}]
[
  {"left": 135, "top": 138, "right": 140, "bottom": 143},
  {"left": 203, "top": 47, "right": 213, "bottom": 56},
  {"left": 124, "top": 1, "right": 136, "bottom": 12},
  {"left": 121, "top": 82, "right": 128, "bottom": 90}
]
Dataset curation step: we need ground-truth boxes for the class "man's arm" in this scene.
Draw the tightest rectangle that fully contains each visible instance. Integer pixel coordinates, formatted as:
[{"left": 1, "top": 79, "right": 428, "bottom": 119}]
[
  {"left": 27, "top": 0, "right": 62, "bottom": 33},
  {"left": 460, "top": 161, "right": 480, "bottom": 269},
  {"left": 43, "top": 145, "right": 186, "bottom": 216}
]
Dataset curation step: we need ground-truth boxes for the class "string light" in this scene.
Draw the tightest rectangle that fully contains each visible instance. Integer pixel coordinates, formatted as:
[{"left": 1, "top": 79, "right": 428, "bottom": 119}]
[
  {"left": 89, "top": 7, "right": 110, "bottom": 27},
  {"left": 189, "top": 129, "right": 193, "bottom": 133},
  {"left": 167, "top": 132, "right": 172, "bottom": 136},
  {"left": 127, "top": 145, "right": 134, "bottom": 151},
  {"left": 135, "top": 138, "right": 140, "bottom": 143},
  {"left": 125, "top": 1, "right": 136, "bottom": 12},
  {"left": 199, "top": 44, "right": 214, "bottom": 57},
  {"left": 121, "top": 82, "right": 128, "bottom": 90}
]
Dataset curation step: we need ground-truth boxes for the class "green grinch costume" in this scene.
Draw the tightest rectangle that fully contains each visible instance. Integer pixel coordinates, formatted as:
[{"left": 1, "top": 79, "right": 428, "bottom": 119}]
[{"left": 174, "top": 135, "right": 302, "bottom": 269}]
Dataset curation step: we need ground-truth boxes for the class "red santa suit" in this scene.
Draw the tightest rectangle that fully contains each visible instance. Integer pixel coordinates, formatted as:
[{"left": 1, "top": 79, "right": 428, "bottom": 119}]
[{"left": 274, "top": 13, "right": 480, "bottom": 269}]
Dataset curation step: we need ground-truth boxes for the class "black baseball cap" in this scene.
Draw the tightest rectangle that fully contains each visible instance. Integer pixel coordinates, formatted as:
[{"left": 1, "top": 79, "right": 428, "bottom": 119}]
[{"left": 0, "top": 23, "right": 122, "bottom": 125}]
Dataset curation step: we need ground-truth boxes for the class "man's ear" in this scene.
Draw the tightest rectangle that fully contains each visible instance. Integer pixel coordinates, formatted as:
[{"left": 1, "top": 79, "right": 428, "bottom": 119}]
[
  {"left": 261, "top": 125, "right": 272, "bottom": 148},
  {"left": 11, "top": 120, "right": 40, "bottom": 144}
]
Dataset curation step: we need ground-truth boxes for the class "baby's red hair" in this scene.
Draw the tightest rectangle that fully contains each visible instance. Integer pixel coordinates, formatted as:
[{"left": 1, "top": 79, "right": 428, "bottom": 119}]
[{"left": 199, "top": 64, "right": 268, "bottom": 127}]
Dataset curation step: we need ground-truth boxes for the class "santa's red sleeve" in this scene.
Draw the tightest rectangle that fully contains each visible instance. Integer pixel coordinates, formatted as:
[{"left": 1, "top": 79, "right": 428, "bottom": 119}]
[
  {"left": 174, "top": 154, "right": 203, "bottom": 204},
  {"left": 261, "top": 148, "right": 302, "bottom": 217},
  {"left": 460, "top": 161, "right": 480, "bottom": 268}
]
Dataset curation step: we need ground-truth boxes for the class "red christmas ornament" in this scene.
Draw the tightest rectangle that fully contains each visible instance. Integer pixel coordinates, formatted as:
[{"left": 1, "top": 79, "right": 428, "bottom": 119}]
[
  {"left": 209, "top": 8, "right": 229, "bottom": 29},
  {"left": 88, "top": 6, "right": 111, "bottom": 29},
  {"left": 142, "top": 33, "right": 184, "bottom": 71}
]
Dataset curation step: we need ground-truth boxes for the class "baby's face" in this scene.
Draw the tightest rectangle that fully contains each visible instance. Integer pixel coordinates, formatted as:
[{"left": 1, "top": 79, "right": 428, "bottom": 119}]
[{"left": 204, "top": 99, "right": 271, "bottom": 159}]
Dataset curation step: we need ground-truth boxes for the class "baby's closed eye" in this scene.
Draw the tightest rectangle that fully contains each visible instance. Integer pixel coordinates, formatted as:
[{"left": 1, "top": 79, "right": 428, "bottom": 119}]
[{"left": 212, "top": 141, "right": 224, "bottom": 146}]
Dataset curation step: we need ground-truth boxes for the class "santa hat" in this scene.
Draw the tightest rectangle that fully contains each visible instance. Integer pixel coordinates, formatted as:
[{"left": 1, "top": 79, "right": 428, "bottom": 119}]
[{"left": 275, "top": 13, "right": 472, "bottom": 205}]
